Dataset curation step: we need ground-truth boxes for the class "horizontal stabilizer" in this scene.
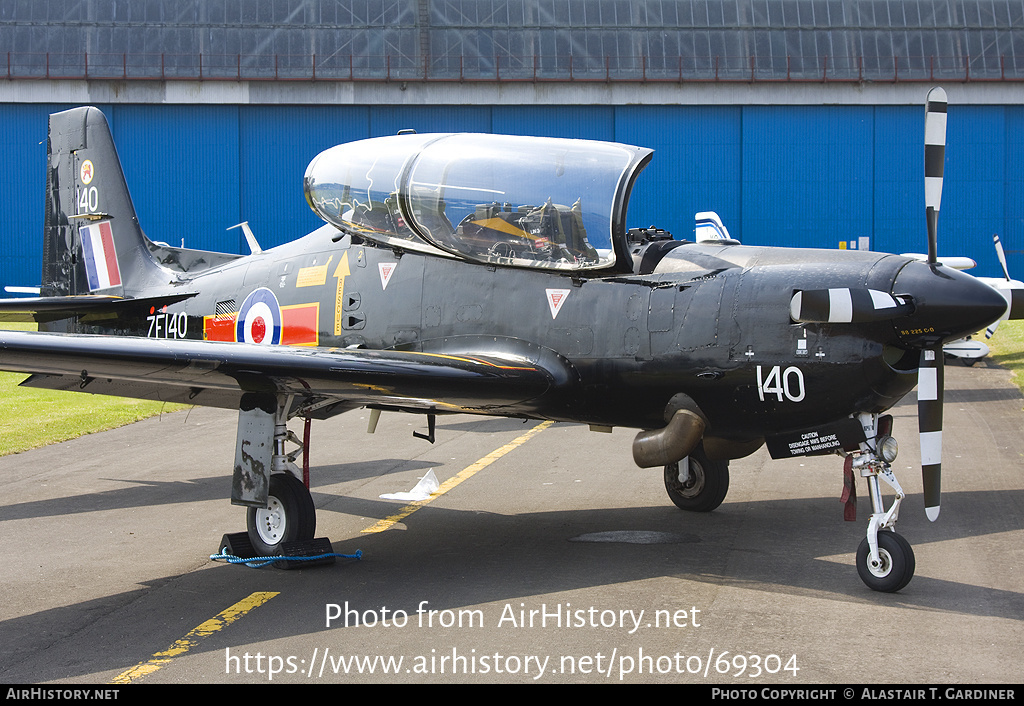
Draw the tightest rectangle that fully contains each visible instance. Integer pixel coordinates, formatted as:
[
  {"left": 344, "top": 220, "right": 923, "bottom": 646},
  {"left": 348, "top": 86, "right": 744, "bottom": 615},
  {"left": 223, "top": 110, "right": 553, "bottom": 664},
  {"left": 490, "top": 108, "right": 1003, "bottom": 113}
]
[{"left": 0, "top": 292, "right": 197, "bottom": 324}]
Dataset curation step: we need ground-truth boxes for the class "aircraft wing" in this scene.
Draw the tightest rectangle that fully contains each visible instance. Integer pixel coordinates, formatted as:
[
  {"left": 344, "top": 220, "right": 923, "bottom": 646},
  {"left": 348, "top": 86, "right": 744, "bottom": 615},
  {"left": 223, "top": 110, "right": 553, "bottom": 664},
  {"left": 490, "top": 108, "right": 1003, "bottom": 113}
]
[{"left": 0, "top": 330, "right": 569, "bottom": 417}]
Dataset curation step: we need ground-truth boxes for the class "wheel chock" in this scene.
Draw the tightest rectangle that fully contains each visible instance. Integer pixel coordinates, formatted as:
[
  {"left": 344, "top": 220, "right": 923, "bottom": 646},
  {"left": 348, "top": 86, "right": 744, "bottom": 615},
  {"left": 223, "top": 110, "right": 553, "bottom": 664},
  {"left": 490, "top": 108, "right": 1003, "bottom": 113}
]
[
  {"left": 273, "top": 537, "right": 337, "bottom": 570},
  {"left": 219, "top": 532, "right": 257, "bottom": 559},
  {"left": 214, "top": 534, "right": 347, "bottom": 569}
]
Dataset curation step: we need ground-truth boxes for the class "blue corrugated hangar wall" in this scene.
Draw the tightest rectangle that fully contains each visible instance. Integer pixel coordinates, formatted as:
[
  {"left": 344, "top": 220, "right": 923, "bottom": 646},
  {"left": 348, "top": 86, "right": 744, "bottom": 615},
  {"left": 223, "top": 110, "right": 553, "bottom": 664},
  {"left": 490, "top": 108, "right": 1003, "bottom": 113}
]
[{"left": 1, "top": 102, "right": 1021, "bottom": 289}]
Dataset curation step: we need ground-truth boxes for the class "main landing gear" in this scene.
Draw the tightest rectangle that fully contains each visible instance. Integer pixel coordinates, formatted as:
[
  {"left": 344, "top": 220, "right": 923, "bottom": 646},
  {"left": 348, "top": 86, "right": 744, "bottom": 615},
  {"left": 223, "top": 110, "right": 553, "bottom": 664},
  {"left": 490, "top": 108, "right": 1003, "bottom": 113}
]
[
  {"left": 663, "top": 443, "right": 730, "bottom": 513},
  {"left": 233, "top": 393, "right": 318, "bottom": 557}
]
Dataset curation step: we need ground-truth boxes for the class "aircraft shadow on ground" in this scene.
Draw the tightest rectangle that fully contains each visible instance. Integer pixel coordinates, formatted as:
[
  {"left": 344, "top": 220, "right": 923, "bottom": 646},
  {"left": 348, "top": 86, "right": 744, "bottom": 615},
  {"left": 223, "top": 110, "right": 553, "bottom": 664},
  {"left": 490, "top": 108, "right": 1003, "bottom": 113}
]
[
  {"left": 1, "top": 486, "right": 1021, "bottom": 682},
  {"left": 944, "top": 386, "right": 1024, "bottom": 404},
  {"left": 0, "top": 459, "right": 434, "bottom": 522}
]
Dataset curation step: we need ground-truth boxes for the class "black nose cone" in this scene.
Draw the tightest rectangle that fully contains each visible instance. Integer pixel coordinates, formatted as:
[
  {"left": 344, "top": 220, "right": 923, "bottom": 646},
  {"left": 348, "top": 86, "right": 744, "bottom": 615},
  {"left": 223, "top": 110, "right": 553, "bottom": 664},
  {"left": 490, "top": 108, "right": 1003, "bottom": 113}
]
[{"left": 892, "top": 260, "right": 1008, "bottom": 347}]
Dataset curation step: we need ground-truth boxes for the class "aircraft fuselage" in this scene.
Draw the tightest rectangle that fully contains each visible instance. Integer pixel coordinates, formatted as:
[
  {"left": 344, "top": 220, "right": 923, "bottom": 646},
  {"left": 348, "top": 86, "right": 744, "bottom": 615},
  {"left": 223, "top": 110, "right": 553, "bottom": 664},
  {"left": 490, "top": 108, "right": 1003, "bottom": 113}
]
[{"left": 80, "top": 226, "right": 922, "bottom": 449}]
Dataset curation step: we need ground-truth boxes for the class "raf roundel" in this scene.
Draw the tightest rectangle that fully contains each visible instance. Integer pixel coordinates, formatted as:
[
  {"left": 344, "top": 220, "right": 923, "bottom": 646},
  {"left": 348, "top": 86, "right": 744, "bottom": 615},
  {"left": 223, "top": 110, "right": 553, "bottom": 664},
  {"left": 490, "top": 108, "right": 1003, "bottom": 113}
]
[{"left": 236, "top": 287, "right": 282, "bottom": 345}]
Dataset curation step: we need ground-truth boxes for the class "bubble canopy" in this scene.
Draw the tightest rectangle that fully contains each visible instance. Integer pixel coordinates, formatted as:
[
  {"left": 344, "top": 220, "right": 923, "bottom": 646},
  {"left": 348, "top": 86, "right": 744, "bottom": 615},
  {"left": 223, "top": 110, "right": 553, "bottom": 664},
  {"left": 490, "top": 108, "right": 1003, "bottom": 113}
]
[{"left": 303, "top": 133, "right": 652, "bottom": 271}]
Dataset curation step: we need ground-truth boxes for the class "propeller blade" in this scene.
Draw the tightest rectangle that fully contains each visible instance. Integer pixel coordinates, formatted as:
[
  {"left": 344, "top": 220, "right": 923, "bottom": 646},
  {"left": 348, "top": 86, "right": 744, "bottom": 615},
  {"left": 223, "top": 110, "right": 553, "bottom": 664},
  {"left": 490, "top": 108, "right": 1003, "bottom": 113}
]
[
  {"left": 789, "top": 288, "right": 913, "bottom": 324},
  {"left": 918, "top": 89, "right": 948, "bottom": 521},
  {"left": 918, "top": 347, "right": 943, "bottom": 521},
  {"left": 925, "top": 87, "right": 947, "bottom": 265},
  {"left": 982, "top": 235, "right": 1024, "bottom": 337},
  {"left": 994, "top": 234, "right": 1011, "bottom": 281}
]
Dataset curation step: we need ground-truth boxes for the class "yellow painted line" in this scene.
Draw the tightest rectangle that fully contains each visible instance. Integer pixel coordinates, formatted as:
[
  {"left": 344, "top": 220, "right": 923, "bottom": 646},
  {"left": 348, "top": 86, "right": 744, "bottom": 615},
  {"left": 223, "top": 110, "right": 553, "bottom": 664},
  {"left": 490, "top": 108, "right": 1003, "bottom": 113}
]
[
  {"left": 361, "top": 420, "right": 554, "bottom": 534},
  {"left": 110, "top": 591, "right": 279, "bottom": 684}
]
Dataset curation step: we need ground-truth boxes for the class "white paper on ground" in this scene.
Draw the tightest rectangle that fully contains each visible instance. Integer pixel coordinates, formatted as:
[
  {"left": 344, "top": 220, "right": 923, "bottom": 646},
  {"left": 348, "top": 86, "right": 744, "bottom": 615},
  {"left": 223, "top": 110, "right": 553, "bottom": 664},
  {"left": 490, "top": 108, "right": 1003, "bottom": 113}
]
[{"left": 379, "top": 469, "right": 439, "bottom": 501}]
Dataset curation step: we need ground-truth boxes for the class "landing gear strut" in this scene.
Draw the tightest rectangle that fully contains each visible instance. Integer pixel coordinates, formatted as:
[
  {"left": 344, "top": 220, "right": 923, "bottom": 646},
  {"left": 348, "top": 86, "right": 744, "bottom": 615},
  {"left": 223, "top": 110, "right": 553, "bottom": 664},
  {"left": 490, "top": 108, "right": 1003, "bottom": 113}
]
[
  {"left": 234, "top": 393, "right": 317, "bottom": 556},
  {"left": 848, "top": 413, "right": 915, "bottom": 592}
]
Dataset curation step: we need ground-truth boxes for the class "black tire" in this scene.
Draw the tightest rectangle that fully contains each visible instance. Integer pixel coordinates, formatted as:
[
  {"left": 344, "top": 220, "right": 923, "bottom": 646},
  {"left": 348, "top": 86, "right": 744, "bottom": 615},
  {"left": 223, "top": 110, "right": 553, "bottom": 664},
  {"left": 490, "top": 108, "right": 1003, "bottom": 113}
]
[
  {"left": 246, "top": 473, "right": 316, "bottom": 556},
  {"left": 856, "top": 530, "right": 915, "bottom": 593},
  {"left": 962, "top": 357, "right": 978, "bottom": 366},
  {"left": 664, "top": 445, "right": 729, "bottom": 512}
]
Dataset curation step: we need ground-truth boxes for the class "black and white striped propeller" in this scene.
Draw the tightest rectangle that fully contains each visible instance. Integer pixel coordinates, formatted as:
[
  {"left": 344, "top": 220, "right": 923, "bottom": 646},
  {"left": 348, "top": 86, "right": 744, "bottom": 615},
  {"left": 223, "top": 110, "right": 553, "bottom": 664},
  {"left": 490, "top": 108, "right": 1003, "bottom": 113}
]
[
  {"left": 789, "top": 88, "right": 947, "bottom": 522},
  {"left": 787, "top": 89, "right": 1007, "bottom": 522},
  {"left": 789, "top": 288, "right": 913, "bottom": 324},
  {"left": 995, "top": 233, "right": 1011, "bottom": 280},
  {"left": 919, "top": 86, "right": 947, "bottom": 522},
  {"left": 984, "top": 234, "right": 1024, "bottom": 338}
]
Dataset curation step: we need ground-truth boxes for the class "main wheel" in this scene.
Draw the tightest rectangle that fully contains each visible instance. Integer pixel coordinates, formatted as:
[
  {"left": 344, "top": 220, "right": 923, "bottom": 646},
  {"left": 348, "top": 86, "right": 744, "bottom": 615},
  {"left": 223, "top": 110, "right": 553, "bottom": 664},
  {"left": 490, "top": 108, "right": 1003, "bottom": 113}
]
[
  {"left": 856, "top": 530, "right": 915, "bottom": 592},
  {"left": 247, "top": 473, "right": 316, "bottom": 556},
  {"left": 664, "top": 445, "right": 729, "bottom": 512}
]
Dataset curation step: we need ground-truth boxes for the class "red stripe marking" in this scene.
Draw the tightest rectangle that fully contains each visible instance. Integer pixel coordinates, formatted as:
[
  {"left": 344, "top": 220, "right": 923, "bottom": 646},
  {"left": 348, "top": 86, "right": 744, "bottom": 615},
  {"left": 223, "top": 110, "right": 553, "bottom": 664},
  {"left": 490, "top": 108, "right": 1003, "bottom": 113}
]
[
  {"left": 99, "top": 222, "right": 121, "bottom": 286},
  {"left": 281, "top": 304, "right": 319, "bottom": 346},
  {"left": 204, "top": 304, "right": 318, "bottom": 345},
  {"left": 204, "top": 314, "right": 236, "bottom": 342}
]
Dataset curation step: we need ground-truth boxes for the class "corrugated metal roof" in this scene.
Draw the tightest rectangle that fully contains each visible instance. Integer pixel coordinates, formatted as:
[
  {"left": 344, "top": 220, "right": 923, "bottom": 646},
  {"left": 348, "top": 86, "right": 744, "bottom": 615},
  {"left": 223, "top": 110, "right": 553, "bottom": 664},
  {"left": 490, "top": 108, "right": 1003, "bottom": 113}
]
[{"left": 3, "top": 1, "right": 1024, "bottom": 82}]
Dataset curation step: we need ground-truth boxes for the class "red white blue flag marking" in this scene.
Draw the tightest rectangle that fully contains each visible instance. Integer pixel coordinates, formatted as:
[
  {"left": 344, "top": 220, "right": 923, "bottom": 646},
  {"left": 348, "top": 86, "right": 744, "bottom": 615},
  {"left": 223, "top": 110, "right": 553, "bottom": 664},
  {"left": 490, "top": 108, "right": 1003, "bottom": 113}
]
[{"left": 80, "top": 222, "right": 122, "bottom": 291}]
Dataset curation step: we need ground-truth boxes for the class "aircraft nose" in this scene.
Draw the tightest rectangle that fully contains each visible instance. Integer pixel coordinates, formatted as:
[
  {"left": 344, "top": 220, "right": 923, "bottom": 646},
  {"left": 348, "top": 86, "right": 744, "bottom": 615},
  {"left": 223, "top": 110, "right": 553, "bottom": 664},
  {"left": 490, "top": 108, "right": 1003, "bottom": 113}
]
[{"left": 892, "top": 260, "right": 1008, "bottom": 347}]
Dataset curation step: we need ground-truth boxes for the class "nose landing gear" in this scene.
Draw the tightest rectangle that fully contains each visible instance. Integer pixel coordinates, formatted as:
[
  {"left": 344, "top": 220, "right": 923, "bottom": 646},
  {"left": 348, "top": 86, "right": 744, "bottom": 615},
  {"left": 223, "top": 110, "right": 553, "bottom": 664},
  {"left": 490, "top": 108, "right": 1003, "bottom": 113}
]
[{"left": 848, "top": 413, "right": 915, "bottom": 593}]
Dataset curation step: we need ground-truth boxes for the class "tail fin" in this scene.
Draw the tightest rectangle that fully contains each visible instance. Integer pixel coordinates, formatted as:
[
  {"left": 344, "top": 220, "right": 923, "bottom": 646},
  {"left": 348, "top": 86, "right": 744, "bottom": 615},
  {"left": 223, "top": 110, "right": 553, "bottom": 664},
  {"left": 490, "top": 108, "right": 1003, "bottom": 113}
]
[
  {"left": 43, "top": 107, "right": 154, "bottom": 298},
  {"left": 694, "top": 211, "right": 740, "bottom": 245}
]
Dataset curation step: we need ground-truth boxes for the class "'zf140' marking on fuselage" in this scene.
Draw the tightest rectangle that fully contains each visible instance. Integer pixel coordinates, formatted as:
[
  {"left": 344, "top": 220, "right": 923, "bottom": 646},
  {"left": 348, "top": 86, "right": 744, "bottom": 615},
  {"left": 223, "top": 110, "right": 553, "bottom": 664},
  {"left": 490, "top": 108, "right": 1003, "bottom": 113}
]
[
  {"left": 756, "top": 365, "right": 805, "bottom": 402},
  {"left": 147, "top": 310, "right": 188, "bottom": 339}
]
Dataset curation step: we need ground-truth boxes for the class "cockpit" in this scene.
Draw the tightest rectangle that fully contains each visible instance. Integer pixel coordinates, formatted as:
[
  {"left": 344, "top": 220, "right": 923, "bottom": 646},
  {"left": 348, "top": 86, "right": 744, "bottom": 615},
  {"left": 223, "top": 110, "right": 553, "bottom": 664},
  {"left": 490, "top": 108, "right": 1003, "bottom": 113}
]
[{"left": 303, "top": 133, "right": 652, "bottom": 272}]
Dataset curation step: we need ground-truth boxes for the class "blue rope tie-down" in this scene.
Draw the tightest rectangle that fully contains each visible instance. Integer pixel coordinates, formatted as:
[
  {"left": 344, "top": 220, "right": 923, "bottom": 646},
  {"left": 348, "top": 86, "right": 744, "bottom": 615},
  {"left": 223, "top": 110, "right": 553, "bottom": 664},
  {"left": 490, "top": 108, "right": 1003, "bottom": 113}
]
[{"left": 211, "top": 547, "right": 363, "bottom": 569}]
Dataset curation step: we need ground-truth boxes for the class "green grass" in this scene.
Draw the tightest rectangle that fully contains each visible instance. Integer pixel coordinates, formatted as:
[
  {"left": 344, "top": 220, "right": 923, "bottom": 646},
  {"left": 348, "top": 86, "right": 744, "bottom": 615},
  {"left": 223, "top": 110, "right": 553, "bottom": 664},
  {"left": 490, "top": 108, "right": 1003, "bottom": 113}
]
[
  {"left": 986, "top": 318, "right": 1024, "bottom": 396},
  {"left": 0, "top": 322, "right": 186, "bottom": 456}
]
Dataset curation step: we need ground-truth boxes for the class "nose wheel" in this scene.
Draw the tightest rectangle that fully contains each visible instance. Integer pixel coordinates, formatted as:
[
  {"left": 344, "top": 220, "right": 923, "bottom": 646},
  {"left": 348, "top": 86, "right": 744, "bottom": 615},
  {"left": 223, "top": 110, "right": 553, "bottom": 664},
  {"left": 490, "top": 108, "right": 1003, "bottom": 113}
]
[{"left": 856, "top": 530, "right": 915, "bottom": 593}]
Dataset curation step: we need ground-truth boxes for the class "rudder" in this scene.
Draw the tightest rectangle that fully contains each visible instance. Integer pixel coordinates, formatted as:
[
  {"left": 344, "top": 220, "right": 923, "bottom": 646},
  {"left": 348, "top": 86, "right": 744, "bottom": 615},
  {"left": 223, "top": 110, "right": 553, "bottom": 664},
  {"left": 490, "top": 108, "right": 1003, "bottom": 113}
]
[{"left": 43, "top": 107, "right": 154, "bottom": 298}]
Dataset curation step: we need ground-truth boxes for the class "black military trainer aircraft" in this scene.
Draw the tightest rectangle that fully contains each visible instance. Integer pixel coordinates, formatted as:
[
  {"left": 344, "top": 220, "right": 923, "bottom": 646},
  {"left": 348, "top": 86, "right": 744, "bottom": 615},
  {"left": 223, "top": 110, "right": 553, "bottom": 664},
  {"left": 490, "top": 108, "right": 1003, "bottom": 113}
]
[{"left": 0, "top": 89, "right": 1013, "bottom": 592}]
